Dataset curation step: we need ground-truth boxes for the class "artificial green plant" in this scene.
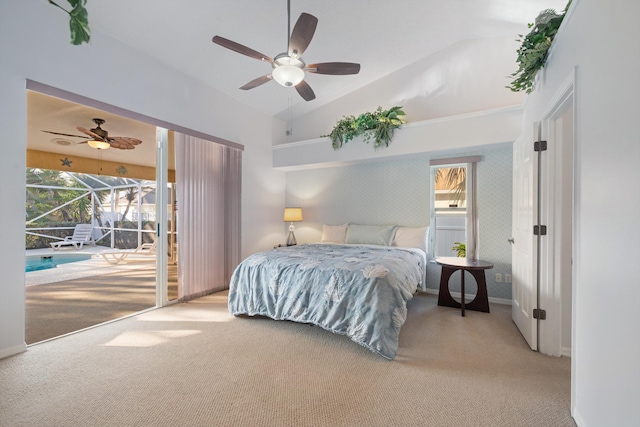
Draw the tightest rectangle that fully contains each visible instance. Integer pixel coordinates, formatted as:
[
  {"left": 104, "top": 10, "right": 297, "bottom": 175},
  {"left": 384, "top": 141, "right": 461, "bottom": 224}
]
[
  {"left": 507, "top": 1, "right": 572, "bottom": 93},
  {"left": 452, "top": 242, "right": 466, "bottom": 258},
  {"left": 324, "top": 106, "right": 406, "bottom": 151},
  {"left": 48, "top": 0, "right": 90, "bottom": 45}
]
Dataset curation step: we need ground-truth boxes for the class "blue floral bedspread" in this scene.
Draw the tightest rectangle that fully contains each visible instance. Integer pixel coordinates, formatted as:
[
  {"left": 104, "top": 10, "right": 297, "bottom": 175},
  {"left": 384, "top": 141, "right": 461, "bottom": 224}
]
[{"left": 228, "top": 243, "right": 426, "bottom": 360}]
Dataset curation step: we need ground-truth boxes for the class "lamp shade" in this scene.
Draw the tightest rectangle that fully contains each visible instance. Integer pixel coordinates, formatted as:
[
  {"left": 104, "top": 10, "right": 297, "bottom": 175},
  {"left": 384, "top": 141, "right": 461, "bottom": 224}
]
[
  {"left": 272, "top": 56, "right": 305, "bottom": 87},
  {"left": 87, "top": 139, "right": 110, "bottom": 150},
  {"left": 283, "top": 207, "right": 303, "bottom": 222}
]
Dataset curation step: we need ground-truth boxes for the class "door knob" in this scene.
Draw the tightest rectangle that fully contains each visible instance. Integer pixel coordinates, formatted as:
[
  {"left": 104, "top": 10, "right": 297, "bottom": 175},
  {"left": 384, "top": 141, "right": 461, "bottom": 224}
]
[{"left": 508, "top": 238, "right": 515, "bottom": 244}]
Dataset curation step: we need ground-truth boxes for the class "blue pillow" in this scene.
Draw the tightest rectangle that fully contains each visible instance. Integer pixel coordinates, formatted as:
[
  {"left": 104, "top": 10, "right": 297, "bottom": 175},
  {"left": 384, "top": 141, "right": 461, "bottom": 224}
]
[{"left": 345, "top": 224, "right": 398, "bottom": 246}]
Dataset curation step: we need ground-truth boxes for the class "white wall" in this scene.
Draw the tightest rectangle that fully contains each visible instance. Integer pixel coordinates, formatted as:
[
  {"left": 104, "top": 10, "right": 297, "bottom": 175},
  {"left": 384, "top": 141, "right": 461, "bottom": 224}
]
[
  {"left": 0, "top": 2, "right": 285, "bottom": 358},
  {"left": 521, "top": 0, "right": 640, "bottom": 425},
  {"left": 284, "top": 36, "right": 528, "bottom": 143}
]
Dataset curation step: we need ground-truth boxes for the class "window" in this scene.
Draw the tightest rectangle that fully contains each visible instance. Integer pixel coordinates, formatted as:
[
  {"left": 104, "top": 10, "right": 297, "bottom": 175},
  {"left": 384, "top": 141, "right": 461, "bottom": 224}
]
[{"left": 430, "top": 156, "right": 480, "bottom": 260}]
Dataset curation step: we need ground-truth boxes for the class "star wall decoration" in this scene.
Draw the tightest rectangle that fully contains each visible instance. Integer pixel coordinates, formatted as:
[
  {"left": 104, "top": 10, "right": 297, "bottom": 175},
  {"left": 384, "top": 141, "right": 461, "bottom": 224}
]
[
  {"left": 60, "top": 157, "right": 72, "bottom": 167},
  {"left": 116, "top": 165, "right": 128, "bottom": 175}
]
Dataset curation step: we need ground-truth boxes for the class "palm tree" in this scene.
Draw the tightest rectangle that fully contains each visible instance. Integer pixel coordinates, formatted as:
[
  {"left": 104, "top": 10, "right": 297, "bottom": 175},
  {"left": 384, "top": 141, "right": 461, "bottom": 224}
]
[
  {"left": 120, "top": 187, "right": 138, "bottom": 220},
  {"left": 434, "top": 167, "right": 466, "bottom": 205},
  {"left": 26, "top": 169, "right": 90, "bottom": 224}
]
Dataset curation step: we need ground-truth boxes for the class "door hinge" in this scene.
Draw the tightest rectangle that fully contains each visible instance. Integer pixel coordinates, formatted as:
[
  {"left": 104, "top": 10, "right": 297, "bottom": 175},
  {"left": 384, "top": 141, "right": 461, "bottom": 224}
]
[
  {"left": 533, "top": 225, "right": 547, "bottom": 236},
  {"left": 534, "top": 140, "right": 548, "bottom": 152},
  {"left": 533, "top": 308, "right": 547, "bottom": 320}
]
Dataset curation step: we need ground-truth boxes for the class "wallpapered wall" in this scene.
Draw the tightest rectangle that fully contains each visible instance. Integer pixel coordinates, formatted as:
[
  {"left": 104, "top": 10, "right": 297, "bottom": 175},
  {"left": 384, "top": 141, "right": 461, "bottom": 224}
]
[{"left": 286, "top": 145, "right": 513, "bottom": 300}]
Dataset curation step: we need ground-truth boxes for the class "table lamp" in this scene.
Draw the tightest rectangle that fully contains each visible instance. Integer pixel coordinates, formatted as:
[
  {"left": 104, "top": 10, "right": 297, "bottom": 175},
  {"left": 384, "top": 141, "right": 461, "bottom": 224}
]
[{"left": 283, "top": 207, "right": 303, "bottom": 246}]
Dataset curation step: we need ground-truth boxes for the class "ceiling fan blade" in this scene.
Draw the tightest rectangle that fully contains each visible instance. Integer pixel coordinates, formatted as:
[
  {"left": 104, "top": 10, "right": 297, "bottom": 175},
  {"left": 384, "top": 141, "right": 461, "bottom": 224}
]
[
  {"left": 77, "top": 127, "right": 105, "bottom": 141},
  {"left": 240, "top": 75, "right": 273, "bottom": 90},
  {"left": 306, "top": 62, "right": 361, "bottom": 75},
  {"left": 288, "top": 13, "right": 318, "bottom": 58},
  {"left": 41, "top": 130, "right": 88, "bottom": 138},
  {"left": 295, "top": 80, "right": 316, "bottom": 101},
  {"left": 212, "top": 36, "right": 273, "bottom": 63},
  {"left": 110, "top": 140, "right": 133, "bottom": 149},
  {"left": 112, "top": 140, "right": 134, "bottom": 150},
  {"left": 111, "top": 137, "right": 142, "bottom": 146}
]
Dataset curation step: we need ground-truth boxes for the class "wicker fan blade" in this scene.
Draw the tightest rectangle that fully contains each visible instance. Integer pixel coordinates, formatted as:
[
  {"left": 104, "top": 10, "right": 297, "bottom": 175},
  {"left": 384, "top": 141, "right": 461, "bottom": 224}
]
[
  {"left": 295, "top": 80, "right": 315, "bottom": 101},
  {"left": 212, "top": 36, "right": 273, "bottom": 63},
  {"left": 77, "top": 126, "right": 105, "bottom": 141},
  {"left": 306, "top": 62, "right": 361, "bottom": 75},
  {"left": 109, "top": 140, "right": 131, "bottom": 150},
  {"left": 41, "top": 130, "right": 88, "bottom": 138},
  {"left": 112, "top": 137, "right": 142, "bottom": 146},
  {"left": 288, "top": 13, "right": 318, "bottom": 58},
  {"left": 240, "top": 75, "right": 272, "bottom": 90}
]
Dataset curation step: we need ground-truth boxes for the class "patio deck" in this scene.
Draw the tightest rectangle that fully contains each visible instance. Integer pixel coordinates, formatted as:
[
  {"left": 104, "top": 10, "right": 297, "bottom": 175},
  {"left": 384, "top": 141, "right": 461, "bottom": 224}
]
[
  {"left": 25, "top": 246, "right": 177, "bottom": 344},
  {"left": 26, "top": 246, "right": 158, "bottom": 286}
]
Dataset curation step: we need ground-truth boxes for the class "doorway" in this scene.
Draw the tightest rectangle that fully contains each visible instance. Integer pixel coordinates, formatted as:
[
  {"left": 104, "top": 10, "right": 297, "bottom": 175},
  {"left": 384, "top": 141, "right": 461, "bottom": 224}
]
[
  {"left": 539, "top": 90, "right": 574, "bottom": 357},
  {"left": 512, "top": 79, "right": 575, "bottom": 358},
  {"left": 24, "top": 89, "right": 176, "bottom": 344}
]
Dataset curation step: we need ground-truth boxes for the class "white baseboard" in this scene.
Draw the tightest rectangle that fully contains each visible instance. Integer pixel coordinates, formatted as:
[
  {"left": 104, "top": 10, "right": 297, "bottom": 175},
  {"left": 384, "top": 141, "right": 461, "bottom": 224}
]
[
  {"left": 561, "top": 346, "right": 572, "bottom": 357},
  {"left": 422, "top": 288, "right": 512, "bottom": 306},
  {"left": 572, "top": 407, "right": 585, "bottom": 427},
  {"left": 0, "top": 343, "right": 27, "bottom": 360}
]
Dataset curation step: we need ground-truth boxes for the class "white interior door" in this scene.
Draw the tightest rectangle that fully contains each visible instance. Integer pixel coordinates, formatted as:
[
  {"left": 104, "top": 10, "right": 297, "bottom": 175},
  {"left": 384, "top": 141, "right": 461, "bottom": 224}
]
[{"left": 512, "top": 127, "right": 537, "bottom": 350}]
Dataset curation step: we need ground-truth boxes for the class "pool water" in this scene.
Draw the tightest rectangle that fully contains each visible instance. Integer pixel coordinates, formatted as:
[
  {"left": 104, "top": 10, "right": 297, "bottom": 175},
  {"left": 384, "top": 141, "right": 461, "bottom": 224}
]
[{"left": 25, "top": 255, "right": 92, "bottom": 272}]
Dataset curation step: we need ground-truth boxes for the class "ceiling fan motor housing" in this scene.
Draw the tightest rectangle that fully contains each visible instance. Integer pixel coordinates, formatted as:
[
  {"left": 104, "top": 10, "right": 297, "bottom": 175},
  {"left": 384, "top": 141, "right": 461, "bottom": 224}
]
[{"left": 91, "top": 118, "right": 108, "bottom": 139}]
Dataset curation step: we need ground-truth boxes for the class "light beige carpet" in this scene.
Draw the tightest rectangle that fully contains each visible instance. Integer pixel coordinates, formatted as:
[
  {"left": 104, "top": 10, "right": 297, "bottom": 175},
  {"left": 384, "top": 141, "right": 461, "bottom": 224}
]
[{"left": 1, "top": 292, "right": 575, "bottom": 427}]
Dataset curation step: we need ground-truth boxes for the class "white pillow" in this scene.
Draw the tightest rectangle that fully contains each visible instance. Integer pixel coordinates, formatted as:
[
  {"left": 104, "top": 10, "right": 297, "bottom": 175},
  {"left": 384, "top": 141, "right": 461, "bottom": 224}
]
[
  {"left": 321, "top": 224, "right": 348, "bottom": 243},
  {"left": 392, "top": 226, "right": 429, "bottom": 252},
  {"left": 345, "top": 224, "right": 397, "bottom": 246}
]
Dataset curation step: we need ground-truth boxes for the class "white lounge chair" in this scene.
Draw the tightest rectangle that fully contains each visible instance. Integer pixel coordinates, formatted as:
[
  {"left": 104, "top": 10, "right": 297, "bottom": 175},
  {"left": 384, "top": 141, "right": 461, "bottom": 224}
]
[
  {"left": 50, "top": 224, "right": 96, "bottom": 250},
  {"left": 100, "top": 240, "right": 157, "bottom": 265}
]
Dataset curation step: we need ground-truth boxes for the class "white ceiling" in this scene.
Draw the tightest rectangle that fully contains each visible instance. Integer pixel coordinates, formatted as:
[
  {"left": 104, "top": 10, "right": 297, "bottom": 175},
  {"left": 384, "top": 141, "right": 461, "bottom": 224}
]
[
  {"left": 27, "top": 0, "right": 566, "bottom": 167},
  {"left": 87, "top": 0, "right": 567, "bottom": 121}
]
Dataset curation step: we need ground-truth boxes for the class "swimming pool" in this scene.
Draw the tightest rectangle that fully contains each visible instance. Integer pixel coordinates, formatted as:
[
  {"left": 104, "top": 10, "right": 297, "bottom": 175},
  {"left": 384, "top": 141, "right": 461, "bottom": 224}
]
[{"left": 25, "top": 254, "right": 92, "bottom": 272}]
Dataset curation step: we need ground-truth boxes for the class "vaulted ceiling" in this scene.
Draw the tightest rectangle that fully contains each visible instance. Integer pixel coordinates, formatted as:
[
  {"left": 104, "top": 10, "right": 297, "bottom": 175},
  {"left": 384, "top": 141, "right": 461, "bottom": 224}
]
[
  {"left": 87, "top": 0, "right": 566, "bottom": 120},
  {"left": 27, "top": 0, "right": 567, "bottom": 167}
]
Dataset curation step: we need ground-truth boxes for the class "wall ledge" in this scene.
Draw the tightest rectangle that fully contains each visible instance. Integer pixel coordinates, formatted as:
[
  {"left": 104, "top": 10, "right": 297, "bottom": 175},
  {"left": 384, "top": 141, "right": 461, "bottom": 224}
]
[{"left": 273, "top": 105, "right": 523, "bottom": 171}]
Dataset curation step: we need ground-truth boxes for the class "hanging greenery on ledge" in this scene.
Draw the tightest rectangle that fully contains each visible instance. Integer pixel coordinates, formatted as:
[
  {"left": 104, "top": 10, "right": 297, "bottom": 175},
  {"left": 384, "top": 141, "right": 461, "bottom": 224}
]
[
  {"left": 507, "top": 1, "right": 571, "bottom": 94},
  {"left": 48, "top": 0, "right": 91, "bottom": 45},
  {"left": 323, "top": 106, "right": 406, "bottom": 151}
]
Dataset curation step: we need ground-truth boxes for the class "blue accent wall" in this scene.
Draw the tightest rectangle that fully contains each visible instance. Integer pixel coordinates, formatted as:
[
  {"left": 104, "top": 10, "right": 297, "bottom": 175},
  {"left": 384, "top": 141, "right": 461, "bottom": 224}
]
[{"left": 286, "top": 146, "right": 513, "bottom": 299}]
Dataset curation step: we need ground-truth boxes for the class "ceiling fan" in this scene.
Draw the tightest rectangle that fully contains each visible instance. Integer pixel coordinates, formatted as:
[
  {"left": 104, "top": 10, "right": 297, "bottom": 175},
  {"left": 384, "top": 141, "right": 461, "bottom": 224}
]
[
  {"left": 42, "top": 118, "right": 142, "bottom": 150},
  {"left": 212, "top": 0, "right": 360, "bottom": 101}
]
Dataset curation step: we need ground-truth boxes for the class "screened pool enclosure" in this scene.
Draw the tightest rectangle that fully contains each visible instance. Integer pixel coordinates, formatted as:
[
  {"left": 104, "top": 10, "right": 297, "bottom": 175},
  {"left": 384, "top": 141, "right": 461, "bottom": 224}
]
[{"left": 25, "top": 168, "right": 176, "bottom": 258}]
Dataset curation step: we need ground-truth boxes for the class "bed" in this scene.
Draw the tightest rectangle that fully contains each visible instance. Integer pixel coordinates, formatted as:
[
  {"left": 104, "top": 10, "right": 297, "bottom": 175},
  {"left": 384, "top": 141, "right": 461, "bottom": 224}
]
[{"left": 228, "top": 224, "right": 428, "bottom": 360}]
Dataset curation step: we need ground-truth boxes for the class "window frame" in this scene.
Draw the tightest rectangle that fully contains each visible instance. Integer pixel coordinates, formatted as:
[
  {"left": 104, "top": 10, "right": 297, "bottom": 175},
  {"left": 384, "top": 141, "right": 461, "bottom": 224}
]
[{"left": 429, "top": 156, "right": 481, "bottom": 261}]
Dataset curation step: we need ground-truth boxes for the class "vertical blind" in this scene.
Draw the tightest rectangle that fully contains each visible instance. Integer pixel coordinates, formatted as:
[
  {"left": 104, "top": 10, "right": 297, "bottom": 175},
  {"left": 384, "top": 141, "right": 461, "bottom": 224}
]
[{"left": 175, "top": 132, "right": 242, "bottom": 300}]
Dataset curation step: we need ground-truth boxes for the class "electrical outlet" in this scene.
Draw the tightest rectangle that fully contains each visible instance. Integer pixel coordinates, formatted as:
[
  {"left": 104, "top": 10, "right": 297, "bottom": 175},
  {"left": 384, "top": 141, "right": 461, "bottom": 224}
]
[
  {"left": 495, "top": 273, "right": 503, "bottom": 283},
  {"left": 505, "top": 273, "right": 512, "bottom": 283}
]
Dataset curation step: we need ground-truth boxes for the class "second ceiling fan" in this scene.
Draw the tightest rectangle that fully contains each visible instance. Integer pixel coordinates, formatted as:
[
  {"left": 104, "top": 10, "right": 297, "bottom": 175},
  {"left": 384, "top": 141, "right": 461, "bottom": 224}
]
[{"left": 212, "top": 0, "right": 360, "bottom": 101}]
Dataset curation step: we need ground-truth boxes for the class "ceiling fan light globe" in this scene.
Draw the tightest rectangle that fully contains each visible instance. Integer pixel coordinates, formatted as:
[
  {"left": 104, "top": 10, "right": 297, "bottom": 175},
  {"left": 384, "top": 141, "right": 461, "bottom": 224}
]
[
  {"left": 87, "top": 139, "right": 110, "bottom": 150},
  {"left": 272, "top": 56, "right": 305, "bottom": 87}
]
